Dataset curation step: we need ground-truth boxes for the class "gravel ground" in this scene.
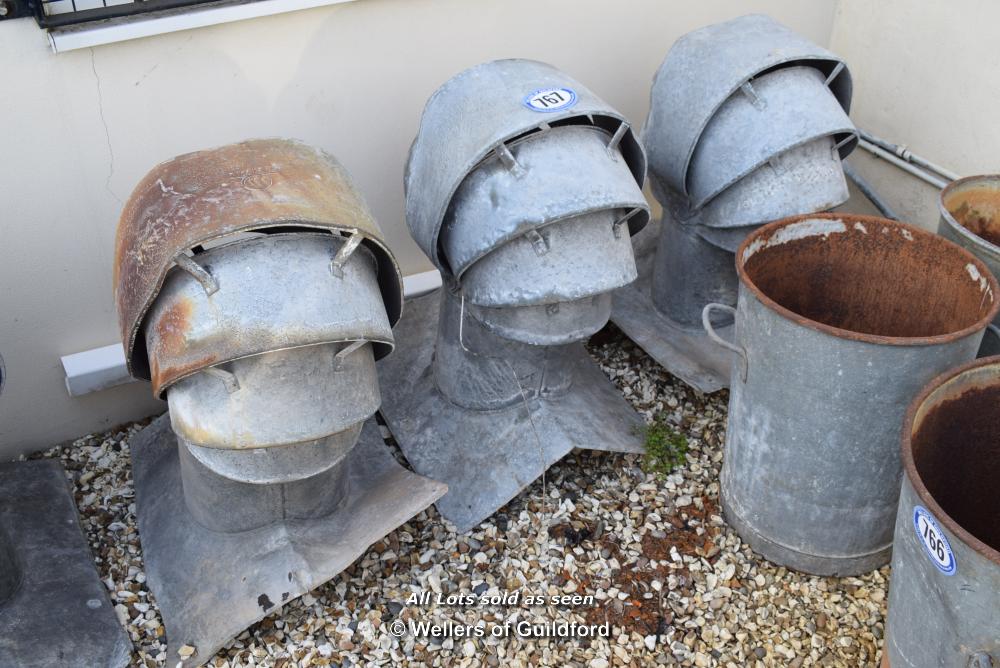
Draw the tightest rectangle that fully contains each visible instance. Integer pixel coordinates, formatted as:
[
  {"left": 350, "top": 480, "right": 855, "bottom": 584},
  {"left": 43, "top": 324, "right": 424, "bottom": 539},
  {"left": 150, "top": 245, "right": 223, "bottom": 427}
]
[{"left": 35, "top": 326, "right": 887, "bottom": 667}]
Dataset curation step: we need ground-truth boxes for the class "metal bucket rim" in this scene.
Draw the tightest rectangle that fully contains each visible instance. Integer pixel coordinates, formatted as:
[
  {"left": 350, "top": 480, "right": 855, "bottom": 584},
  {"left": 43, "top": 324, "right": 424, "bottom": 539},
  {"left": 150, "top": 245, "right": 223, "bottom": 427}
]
[
  {"left": 901, "top": 354, "right": 1000, "bottom": 565},
  {"left": 735, "top": 213, "right": 1000, "bottom": 346},
  {"left": 938, "top": 173, "right": 1000, "bottom": 260}
]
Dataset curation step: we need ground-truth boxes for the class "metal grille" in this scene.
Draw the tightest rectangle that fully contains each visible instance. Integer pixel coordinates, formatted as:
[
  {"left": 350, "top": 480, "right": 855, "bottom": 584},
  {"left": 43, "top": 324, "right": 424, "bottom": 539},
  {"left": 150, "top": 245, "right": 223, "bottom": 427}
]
[{"left": 10, "top": 0, "right": 226, "bottom": 28}]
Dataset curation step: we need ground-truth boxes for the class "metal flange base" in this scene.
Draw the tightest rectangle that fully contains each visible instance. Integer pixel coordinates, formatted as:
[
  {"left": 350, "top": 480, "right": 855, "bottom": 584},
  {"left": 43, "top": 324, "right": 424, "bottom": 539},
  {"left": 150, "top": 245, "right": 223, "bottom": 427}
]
[
  {"left": 0, "top": 460, "right": 132, "bottom": 668},
  {"left": 131, "top": 415, "right": 446, "bottom": 667},
  {"left": 378, "top": 290, "right": 644, "bottom": 534},
  {"left": 610, "top": 245, "right": 735, "bottom": 393}
]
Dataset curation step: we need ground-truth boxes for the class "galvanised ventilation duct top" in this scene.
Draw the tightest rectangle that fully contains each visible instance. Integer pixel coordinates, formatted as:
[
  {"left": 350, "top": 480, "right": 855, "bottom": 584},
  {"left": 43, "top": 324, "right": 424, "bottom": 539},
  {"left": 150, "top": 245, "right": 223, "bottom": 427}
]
[
  {"left": 379, "top": 59, "right": 650, "bottom": 532},
  {"left": 612, "top": 13, "right": 857, "bottom": 393},
  {"left": 116, "top": 138, "right": 445, "bottom": 666}
]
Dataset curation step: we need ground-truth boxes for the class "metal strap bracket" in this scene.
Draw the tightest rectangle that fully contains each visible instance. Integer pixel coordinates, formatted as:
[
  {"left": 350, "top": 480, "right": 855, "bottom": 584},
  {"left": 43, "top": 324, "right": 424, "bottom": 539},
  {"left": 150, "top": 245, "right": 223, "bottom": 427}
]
[
  {"left": 173, "top": 252, "right": 219, "bottom": 296},
  {"left": 606, "top": 121, "right": 629, "bottom": 158},
  {"left": 495, "top": 143, "right": 525, "bottom": 177},
  {"left": 333, "top": 340, "right": 367, "bottom": 371},
  {"left": 330, "top": 231, "right": 363, "bottom": 278},
  {"left": 740, "top": 82, "right": 765, "bottom": 110},
  {"left": 527, "top": 229, "right": 549, "bottom": 256},
  {"left": 203, "top": 366, "right": 240, "bottom": 393}
]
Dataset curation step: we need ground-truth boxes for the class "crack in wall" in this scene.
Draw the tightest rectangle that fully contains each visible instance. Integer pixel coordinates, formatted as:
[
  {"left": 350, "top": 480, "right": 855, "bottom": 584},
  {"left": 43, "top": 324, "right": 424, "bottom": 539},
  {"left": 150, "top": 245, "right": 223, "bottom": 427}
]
[{"left": 90, "top": 48, "right": 122, "bottom": 206}]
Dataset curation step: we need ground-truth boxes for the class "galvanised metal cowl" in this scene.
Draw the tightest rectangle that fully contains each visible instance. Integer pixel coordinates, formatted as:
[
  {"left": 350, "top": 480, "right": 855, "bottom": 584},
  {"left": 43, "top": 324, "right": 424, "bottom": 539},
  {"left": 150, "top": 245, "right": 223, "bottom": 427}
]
[
  {"left": 706, "top": 213, "right": 999, "bottom": 576},
  {"left": 405, "top": 58, "right": 648, "bottom": 275},
  {"left": 611, "top": 15, "right": 856, "bottom": 393},
  {"left": 379, "top": 60, "right": 649, "bottom": 532},
  {"left": 143, "top": 232, "right": 393, "bottom": 398},
  {"left": 115, "top": 138, "right": 403, "bottom": 387},
  {"left": 684, "top": 66, "right": 854, "bottom": 211},
  {"left": 643, "top": 13, "right": 852, "bottom": 199},
  {"left": 884, "top": 356, "right": 1000, "bottom": 667},
  {"left": 116, "top": 139, "right": 446, "bottom": 667}
]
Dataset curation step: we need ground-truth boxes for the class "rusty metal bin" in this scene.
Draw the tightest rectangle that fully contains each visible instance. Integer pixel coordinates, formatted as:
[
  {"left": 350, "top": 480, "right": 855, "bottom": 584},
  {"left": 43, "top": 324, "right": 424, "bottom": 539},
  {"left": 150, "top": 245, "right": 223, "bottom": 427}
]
[
  {"left": 938, "top": 175, "right": 1000, "bottom": 356},
  {"left": 704, "top": 213, "right": 999, "bottom": 575},
  {"left": 884, "top": 356, "right": 1000, "bottom": 667}
]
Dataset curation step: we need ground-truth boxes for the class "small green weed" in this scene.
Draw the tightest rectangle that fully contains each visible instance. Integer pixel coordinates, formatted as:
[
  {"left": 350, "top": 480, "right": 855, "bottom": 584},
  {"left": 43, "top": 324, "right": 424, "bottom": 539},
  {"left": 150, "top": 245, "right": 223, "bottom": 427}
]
[{"left": 637, "top": 416, "right": 688, "bottom": 479}]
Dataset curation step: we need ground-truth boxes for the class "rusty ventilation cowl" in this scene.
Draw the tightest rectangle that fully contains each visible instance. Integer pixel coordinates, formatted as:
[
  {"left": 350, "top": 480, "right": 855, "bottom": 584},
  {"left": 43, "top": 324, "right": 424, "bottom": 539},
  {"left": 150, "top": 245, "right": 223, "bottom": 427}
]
[
  {"left": 379, "top": 59, "right": 650, "bottom": 532},
  {"left": 114, "top": 138, "right": 445, "bottom": 667},
  {"left": 611, "top": 13, "right": 858, "bottom": 394},
  {"left": 114, "top": 138, "right": 403, "bottom": 391}
]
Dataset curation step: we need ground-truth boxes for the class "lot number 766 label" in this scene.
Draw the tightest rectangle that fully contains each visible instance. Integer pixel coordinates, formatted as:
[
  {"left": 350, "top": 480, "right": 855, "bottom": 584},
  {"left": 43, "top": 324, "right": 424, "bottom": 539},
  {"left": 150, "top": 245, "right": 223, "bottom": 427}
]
[{"left": 914, "top": 506, "right": 956, "bottom": 575}]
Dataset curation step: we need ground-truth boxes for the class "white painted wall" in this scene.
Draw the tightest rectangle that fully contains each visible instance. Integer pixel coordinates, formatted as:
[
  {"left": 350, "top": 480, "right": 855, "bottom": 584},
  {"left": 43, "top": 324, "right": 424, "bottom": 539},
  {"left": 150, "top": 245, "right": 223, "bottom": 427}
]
[
  {"left": 831, "top": 0, "right": 1000, "bottom": 230},
  {"left": 0, "top": 0, "right": 837, "bottom": 457}
]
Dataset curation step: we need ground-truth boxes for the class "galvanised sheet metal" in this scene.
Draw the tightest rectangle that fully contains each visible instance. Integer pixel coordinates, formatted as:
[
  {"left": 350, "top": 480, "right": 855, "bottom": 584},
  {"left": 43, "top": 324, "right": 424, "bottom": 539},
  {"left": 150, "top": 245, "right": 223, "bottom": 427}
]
[
  {"left": 405, "top": 58, "right": 646, "bottom": 273},
  {"left": 938, "top": 175, "right": 1000, "bottom": 356},
  {"left": 460, "top": 210, "right": 637, "bottom": 308},
  {"left": 182, "top": 425, "right": 363, "bottom": 485},
  {"left": 467, "top": 293, "right": 613, "bottom": 346},
  {"left": 116, "top": 138, "right": 403, "bottom": 381},
  {"left": 644, "top": 13, "right": 851, "bottom": 198},
  {"left": 167, "top": 342, "right": 379, "bottom": 453},
  {"left": 132, "top": 415, "right": 446, "bottom": 667},
  {"left": 0, "top": 461, "right": 132, "bottom": 668},
  {"left": 651, "top": 219, "right": 739, "bottom": 329},
  {"left": 144, "top": 232, "right": 391, "bottom": 397},
  {"left": 712, "top": 214, "right": 999, "bottom": 576},
  {"left": 442, "top": 125, "right": 648, "bottom": 280},
  {"left": 884, "top": 357, "right": 1000, "bottom": 668},
  {"left": 685, "top": 66, "right": 856, "bottom": 210},
  {"left": 657, "top": 135, "right": 848, "bottom": 234},
  {"left": 377, "top": 290, "right": 643, "bottom": 532}
]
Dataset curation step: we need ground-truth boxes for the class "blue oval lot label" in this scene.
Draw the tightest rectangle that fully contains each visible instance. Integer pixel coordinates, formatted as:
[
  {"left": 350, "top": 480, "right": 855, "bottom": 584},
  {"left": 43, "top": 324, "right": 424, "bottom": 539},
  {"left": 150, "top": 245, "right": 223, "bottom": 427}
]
[
  {"left": 523, "top": 87, "right": 577, "bottom": 113},
  {"left": 914, "top": 506, "right": 956, "bottom": 575}
]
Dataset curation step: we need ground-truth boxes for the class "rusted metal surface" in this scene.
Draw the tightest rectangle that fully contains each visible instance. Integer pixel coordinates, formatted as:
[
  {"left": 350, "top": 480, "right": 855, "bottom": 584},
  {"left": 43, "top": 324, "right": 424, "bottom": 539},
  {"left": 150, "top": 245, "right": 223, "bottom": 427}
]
[
  {"left": 885, "top": 356, "right": 1000, "bottom": 666},
  {"left": 144, "top": 233, "right": 392, "bottom": 397},
  {"left": 405, "top": 59, "right": 646, "bottom": 274},
  {"left": 737, "top": 213, "right": 1000, "bottom": 345},
  {"left": 939, "top": 175, "right": 1000, "bottom": 357},
  {"left": 115, "top": 138, "right": 403, "bottom": 381},
  {"left": 709, "top": 214, "right": 998, "bottom": 576},
  {"left": 940, "top": 174, "right": 1000, "bottom": 253}
]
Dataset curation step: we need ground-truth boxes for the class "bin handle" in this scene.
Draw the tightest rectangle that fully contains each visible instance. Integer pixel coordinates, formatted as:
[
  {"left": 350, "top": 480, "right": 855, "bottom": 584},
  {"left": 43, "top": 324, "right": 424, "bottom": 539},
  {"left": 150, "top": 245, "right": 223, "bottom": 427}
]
[
  {"left": 987, "top": 323, "right": 1000, "bottom": 340},
  {"left": 702, "top": 303, "right": 748, "bottom": 383}
]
